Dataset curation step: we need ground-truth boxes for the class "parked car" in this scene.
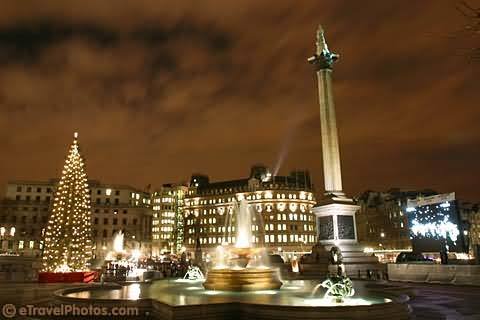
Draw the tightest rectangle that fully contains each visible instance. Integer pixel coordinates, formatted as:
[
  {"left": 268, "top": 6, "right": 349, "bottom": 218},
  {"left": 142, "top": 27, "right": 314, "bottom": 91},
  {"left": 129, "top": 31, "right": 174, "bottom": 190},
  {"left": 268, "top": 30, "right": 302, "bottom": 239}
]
[{"left": 396, "top": 252, "right": 433, "bottom": 263}]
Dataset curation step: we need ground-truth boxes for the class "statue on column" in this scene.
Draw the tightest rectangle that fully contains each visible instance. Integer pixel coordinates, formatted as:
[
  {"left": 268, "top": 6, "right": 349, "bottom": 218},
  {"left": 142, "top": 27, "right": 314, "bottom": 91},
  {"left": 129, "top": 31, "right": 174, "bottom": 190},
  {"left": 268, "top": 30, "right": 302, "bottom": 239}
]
[{"left": 308, "top": 25, "right": 339, "bottom": 69}]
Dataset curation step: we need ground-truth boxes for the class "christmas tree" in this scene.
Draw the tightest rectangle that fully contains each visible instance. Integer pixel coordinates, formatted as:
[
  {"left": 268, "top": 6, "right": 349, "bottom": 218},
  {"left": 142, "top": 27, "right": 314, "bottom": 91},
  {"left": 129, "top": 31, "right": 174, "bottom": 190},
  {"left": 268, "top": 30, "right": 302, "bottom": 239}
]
[{"left": 42, "top": 132, "right": 93, "bottom": 272}]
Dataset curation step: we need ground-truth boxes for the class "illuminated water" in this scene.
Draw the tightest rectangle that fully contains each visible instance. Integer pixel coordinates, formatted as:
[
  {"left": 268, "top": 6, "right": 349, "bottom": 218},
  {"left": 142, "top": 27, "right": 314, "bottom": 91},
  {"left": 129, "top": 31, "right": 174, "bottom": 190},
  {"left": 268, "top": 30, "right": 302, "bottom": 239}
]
[{"left": 65, "top": 280, "right": 391, "bottom": 307}]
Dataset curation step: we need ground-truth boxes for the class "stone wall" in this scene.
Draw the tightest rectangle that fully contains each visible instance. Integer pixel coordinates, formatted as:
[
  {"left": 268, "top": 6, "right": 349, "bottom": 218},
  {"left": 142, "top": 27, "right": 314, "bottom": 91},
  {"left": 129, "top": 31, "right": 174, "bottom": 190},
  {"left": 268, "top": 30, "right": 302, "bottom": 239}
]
[{"left": 388, "top": 263, "right": 480, "bottom": 285}]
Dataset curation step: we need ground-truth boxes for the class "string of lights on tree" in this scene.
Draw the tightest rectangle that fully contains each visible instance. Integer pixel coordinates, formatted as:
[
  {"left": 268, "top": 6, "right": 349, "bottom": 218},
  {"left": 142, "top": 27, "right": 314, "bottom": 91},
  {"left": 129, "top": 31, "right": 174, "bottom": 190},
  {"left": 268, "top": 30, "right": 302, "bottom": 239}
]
[{"left": 42, "top": 132, "right": 93, "bottom": 272}]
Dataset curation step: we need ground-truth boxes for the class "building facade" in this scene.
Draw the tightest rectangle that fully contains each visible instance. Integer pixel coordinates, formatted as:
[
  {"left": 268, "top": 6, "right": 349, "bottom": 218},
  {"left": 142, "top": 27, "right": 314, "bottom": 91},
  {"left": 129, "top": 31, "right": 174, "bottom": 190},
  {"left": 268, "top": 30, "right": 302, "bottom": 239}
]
[
  {"left": 152, "top": 184, "right": 188, "bottom": 256},
  {"left": 356, "top": 189, "right": 438, "bottom": 251},
  {"left": 459, "top": 203, "right": 480, "bottom": 259},
  {"left": 0, "top": 180, "right": 152, "bottom": 261},
  {"left": 183, "top": 165, "right": 317, "bottom": 256}
]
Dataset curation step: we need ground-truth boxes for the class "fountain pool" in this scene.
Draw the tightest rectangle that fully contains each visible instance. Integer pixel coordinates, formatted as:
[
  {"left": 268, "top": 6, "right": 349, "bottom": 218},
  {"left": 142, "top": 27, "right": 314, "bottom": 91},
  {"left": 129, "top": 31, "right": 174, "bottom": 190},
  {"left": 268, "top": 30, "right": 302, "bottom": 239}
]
[{"left": 56, "top": 279, "right": 411, "bottom": 319}]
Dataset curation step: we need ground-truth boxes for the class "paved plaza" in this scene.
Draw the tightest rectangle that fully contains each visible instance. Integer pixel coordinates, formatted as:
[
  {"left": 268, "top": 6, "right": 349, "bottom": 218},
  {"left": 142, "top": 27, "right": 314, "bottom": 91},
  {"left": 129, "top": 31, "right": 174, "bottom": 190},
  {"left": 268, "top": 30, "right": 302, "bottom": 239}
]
[
  {"left": 0, "top": 281, "right": 479, "bottom": 319},
  {"left": 405, "top": 282, "right": 480, "bottom": 320}
]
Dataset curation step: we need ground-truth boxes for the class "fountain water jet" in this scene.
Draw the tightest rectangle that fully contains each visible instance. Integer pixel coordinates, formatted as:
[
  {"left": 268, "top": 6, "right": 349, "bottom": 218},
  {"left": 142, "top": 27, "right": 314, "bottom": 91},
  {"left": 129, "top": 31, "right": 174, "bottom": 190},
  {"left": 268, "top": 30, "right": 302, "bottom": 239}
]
[
  {"left": 203, "top": 199, "right": 282, "bottom": 291},
  {"left": 113, "top": 231, "right": 124, "bottom": 253}
]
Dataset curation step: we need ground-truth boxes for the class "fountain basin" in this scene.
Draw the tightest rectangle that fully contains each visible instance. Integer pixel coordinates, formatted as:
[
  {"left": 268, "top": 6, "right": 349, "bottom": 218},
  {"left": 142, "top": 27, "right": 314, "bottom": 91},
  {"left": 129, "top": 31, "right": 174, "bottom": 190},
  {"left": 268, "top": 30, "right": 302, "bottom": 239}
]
[
  {"left": 203, "top": 268, "right": 282, "bottom": 291},
  {"left": 55, "top": 280, "right": 411, "bottom": 320}
]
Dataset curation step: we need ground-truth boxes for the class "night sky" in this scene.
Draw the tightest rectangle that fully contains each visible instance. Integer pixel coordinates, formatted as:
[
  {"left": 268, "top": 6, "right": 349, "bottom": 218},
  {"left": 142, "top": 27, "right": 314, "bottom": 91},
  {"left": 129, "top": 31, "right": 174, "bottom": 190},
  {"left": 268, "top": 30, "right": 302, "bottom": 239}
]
[{"left": 0, "top": 1, "right": 478, "bottom": 200}]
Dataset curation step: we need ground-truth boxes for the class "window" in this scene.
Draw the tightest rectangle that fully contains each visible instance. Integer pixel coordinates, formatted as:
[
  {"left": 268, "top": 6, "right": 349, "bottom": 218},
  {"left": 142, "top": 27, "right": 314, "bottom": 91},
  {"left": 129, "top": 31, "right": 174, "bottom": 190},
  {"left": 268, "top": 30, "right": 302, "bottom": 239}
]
[
  {"left": 105, "top": 198, "right": 110, "bottom": 204},
  {"left": 97, "top": 190, "right": 101, "bottom": 195},
  {"left": 16, "top": 186, "right": 22, "bottom": 192},
  {"left": 133, "top": 219, "right": 137, "bottom": 225},
  {"left": 113, "top": 218, "right": 118, "bottom": 225},
  {"left": 104, "top": 209, "right": 108, "bottom": 213},
  {"left": 94, "top": 218, "right": 99, "bottom": 225},
  {"left": 122, "top": 218, "right": 127, "bottom": 225},
  {"left": 33, "top": 216, "right": 37, "bottom": 223},
  {"left": 26, "top": 196, "right": 31, "bottom": 201},
  {"left": 29, "top": 241, "right": 34, "bottom": 249},
  {"left": 35, "top": 196, "right": 41, "bottom": 201},
  {"left": 15, "top": 195, "right": 21, "bottom": 201},
  {"left": 103, "top": 230, "right": 107, "bottom": 237},
  {"left": 26, "top": 187, "right": 32, "bottom": 193},
  {"left": 103, "top": 218, "right": 108, "bottom": 225},
  {"left": 42, "top": 216, "right": 48, "bottom": 223},
  {"left": 36, "top": 187, "right": 42, "bottom": 193},
  {"left": 21, "top": 216, "right": 26, "bottom": 223},
  {"left": 114, "top": 198, "right": 119, "bottom": 205},
  {"left": 123, "top": 210, "right": 128, "bottom": 214},
  {"left": 96, "top": 198, "right": 100, "bottom": 204},
  {"left": 46, "top": 196, "right": 50, "bottom": 202},
  {"left": 94, "top": 209, "right": 99, "bottom": 213},
  {"left": 106, "top": 188, "right": 112, "bottom": 196},
  {"left": 115, "top": 190, "right": 120, "bottom": 196},
  {"left": 18, "top": 240, "right": 24, "bottom": 249},
  {"left": 46, "top": 188, "right": 52, "bottom": 193}
]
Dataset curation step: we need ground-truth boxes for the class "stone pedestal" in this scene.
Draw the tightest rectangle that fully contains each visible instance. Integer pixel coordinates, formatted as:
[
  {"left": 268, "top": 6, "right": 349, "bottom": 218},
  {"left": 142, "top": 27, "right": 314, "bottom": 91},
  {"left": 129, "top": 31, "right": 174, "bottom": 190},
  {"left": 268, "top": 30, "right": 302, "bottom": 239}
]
[
  {"left": 301, "top": 195, "right": 383, "bottom": 278},
  {"left": 314, "top": 196, "right": 359, "bottom": 245},
  {"left": 299, "top": 243, "right": 330, "bottom": 278}
]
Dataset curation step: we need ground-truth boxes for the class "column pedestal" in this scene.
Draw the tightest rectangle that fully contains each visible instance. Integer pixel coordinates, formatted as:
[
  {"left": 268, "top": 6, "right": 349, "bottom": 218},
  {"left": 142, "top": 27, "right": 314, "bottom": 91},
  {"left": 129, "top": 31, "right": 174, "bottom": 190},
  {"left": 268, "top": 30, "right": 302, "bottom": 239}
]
[{"left": 301, "top": 195, "right": 382, "bottom": 278}]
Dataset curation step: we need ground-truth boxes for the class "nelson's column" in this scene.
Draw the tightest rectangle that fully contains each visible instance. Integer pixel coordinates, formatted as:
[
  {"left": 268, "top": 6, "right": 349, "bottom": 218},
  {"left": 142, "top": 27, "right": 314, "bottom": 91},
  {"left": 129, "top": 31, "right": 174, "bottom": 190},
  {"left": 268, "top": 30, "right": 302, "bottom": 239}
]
[{"left": 305, "top": 25, "right": 379, "bottom": 277}]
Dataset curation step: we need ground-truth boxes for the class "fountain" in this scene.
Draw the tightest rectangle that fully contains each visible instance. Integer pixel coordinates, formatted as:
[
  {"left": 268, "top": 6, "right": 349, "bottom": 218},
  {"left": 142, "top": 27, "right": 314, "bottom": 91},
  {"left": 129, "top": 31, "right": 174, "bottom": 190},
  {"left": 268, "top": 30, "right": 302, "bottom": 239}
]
[
  {"left": 184, "top": 266, "right": 205, "bottom": 281},
  {"left": 105, "top": 230, "right": 127, "bottom": 261},
  {"left": 202, "top": 200, "right": 282, "bottom": 291},
  {"left": 311, "top": 275, "right": 355, "bottom": 303},
  {"left": 113, "top": 230, "right": 124, "bottom": 253}
]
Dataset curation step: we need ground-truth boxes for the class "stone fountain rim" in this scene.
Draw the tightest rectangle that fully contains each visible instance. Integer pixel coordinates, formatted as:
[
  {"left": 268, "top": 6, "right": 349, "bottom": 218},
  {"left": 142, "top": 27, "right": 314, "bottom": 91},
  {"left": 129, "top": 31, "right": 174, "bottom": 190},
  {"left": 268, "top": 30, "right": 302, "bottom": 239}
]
[{"left": 54, "top": 280, "right": 410, "bottom": 308}]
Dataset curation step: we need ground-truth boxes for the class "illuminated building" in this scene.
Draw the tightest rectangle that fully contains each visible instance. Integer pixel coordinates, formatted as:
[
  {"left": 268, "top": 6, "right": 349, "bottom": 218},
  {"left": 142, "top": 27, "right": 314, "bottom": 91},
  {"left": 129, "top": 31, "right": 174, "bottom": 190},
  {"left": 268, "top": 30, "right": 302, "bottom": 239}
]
[
  {"left": 356, "top": 188, "right": 437, "bottom": 252},
  {"left": 0, "top": 180, "right": 152, "bottom": 261},
  {"left": 183, "top": 165, "right": 317, "bottom": 254},
  {"left": 406, "top": 192, "right": 467, "bottom": 253},
  {"left": 152, "top": 184, "right": 188, "bottom": 255}
]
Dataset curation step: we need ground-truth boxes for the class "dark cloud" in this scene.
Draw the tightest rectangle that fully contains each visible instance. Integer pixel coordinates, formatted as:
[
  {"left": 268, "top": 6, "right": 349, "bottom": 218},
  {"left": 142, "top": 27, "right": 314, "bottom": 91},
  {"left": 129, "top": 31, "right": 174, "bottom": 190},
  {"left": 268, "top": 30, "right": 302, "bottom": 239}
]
[{"left": 0, "top": 0, "right": 478, "bottom": 201}]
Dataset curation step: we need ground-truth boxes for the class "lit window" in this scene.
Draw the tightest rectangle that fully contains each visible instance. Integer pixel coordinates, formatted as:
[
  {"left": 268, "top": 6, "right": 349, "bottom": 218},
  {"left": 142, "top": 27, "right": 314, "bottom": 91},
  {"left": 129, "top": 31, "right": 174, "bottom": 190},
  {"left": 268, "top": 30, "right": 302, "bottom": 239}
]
[{"left": 106, "top": 188, "right": 112, "bottom": 196}]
